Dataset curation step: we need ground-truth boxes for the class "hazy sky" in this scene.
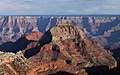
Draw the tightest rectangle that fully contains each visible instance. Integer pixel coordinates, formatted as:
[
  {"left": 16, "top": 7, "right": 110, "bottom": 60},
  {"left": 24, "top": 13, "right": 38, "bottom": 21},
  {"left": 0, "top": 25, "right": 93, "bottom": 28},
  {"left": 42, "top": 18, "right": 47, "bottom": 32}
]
[{"left": 0, "top": 0, "right": 120, "bottom": 15}]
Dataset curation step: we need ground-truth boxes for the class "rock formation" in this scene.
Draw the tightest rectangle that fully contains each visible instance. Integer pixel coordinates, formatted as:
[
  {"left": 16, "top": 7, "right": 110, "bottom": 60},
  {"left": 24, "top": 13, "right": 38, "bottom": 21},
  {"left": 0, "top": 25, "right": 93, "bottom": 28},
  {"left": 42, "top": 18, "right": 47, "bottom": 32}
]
[
  {"left": 36, "top": 20, "right": 117, "bottom": 68},
  {"left": 0, "top": 19, "right": 118, "bottom": 75},
  {"left": 0, "top": 51, "right": 88, "bottom": 75}
]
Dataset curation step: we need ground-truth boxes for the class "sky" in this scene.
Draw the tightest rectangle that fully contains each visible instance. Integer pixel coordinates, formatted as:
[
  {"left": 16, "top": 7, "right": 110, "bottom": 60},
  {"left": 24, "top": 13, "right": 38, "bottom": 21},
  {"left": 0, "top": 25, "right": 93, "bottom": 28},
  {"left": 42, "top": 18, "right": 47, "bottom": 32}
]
[{"left": 0, "top": 0, "right": 120, "bottom": 15}]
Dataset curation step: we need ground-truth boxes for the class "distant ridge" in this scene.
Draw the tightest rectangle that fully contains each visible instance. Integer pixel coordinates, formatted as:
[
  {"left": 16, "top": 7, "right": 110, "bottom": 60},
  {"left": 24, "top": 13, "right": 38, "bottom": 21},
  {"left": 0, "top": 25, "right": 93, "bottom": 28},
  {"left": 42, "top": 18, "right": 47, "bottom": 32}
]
[{"left": 0, "top": 15, "right": 120, "bottom": 50}]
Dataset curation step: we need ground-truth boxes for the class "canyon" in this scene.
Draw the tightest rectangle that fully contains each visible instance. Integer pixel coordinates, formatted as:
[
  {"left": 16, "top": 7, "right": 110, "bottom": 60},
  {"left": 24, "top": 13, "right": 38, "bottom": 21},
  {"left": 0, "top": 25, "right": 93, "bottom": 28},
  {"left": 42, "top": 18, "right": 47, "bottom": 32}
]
[
  {"left": 0, "top": 16, "right": 120, "bottom": 75},
  {"left": 0, "top": 19, "right": 118, "bottom": 75}
]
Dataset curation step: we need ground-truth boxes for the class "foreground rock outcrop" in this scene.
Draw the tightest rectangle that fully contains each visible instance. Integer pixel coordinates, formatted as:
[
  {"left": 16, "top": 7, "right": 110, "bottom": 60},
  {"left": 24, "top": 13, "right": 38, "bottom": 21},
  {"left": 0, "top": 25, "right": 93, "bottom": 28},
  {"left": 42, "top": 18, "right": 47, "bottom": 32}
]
[
  {"left": 0, "top": 51, "right": 88, "bottom": 75},
  {"left": 0, "top": 20, "right": 117, "bottom": 75}
]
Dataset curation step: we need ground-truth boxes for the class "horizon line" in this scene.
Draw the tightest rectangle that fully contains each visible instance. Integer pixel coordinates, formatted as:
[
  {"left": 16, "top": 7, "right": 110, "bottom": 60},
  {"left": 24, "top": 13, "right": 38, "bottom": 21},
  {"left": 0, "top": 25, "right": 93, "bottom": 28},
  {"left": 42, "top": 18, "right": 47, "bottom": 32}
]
[{"left": 0, "top": 14, "right": 120, "bottom": 16}]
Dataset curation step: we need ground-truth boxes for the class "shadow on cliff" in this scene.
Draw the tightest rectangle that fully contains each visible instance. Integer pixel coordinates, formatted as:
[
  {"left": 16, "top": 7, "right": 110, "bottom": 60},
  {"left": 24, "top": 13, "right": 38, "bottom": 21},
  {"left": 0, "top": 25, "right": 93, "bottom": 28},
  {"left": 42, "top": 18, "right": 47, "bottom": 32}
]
[
  {"left": 39, "top": 29, "right": 52, "bottom": 45},
  {"left": 24, "top": 30, "right": 52, "bottom": 58},
  {"left": 85, "top": 65, "right": 120, "bottom": 75},
  {"left": 24, "top": 46, "right": 41, "bottom": 58},
  {"left": 0, "top": 29, "right": 52, "bottom": 58},
  {"left": 85, "top": 66, "right": 109, "bottom": 75},
  {"left": 108, "top": 48, "right": 120, "bottom": 63},
  {"left": 85, "top": 48, "right": 120, "bottom": 75},
  {"left": 104, "top": 48, "right": 120, "bottom": 75},
  {"left": 48, "top": 71, "right": 75, "bottom": 75},
  {"left": 0, "top": 37, "right": 31, "bottom": 53}
]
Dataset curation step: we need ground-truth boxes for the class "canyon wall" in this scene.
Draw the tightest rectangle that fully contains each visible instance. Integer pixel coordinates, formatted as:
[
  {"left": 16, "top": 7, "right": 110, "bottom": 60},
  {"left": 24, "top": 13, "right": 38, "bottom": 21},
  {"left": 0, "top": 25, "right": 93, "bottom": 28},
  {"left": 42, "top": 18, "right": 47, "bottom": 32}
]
[{"left": 0, "top": 16, "right": 120, "bottom": 49}]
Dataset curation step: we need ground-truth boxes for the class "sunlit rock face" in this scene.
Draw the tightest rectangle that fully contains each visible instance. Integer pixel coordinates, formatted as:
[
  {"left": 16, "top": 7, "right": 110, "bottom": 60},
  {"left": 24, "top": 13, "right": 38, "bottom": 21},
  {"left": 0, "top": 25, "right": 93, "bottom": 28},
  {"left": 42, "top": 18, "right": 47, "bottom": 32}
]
[
  {"left": 50, "top": 20, "right": 85, "bottom": 42},
  {"left": 21, "top": 31, "right": 43, "bottom": 41}
]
